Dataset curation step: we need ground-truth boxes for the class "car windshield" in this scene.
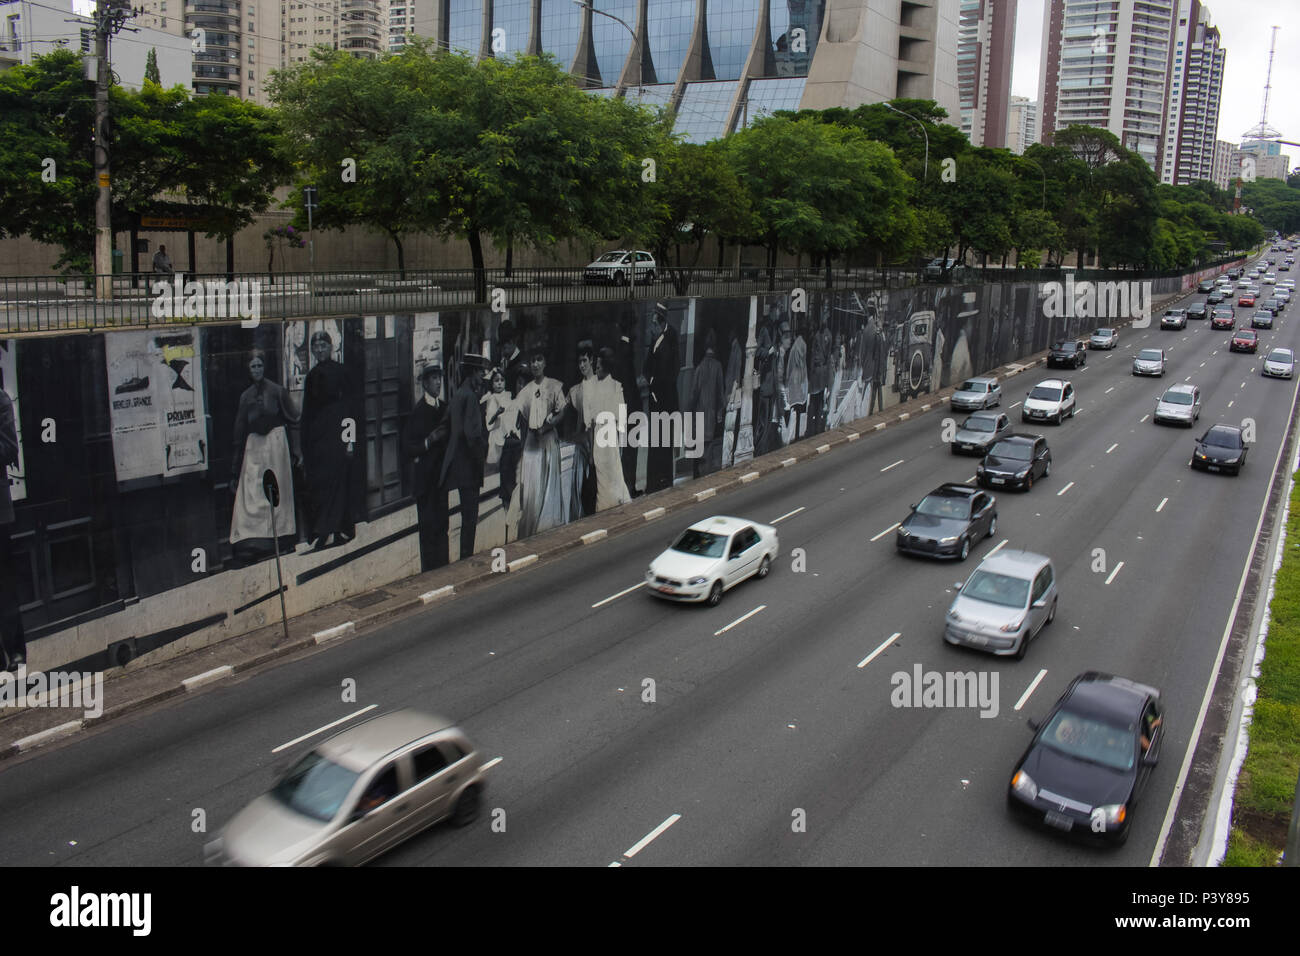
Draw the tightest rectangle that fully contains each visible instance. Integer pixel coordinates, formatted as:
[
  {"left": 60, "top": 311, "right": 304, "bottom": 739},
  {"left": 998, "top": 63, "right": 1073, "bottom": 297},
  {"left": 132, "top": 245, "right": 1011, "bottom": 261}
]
[
  {"left": 1092, "top": 329, "right": 1111, "bottom": 337},
  {"left": 672, "top": 529, "right": 726, "bottom": 558},
  {"left": 1268, "top": 350, "right": 1292, "bottom": 363},
  {"left": 989, "top": 440, "right": 1031, "bottom": 460},
  {"left": 1028, "top": 385, "right": 1062, "bottom": 401},
  {"left": 1204, "top": 429, "right": 1241, "bottom": 448},
  {"left": 916, "top": 496, "right": 971, "bottom": 519},
  {"left": 1237, "top": 331, "right": 1256, "bottom": 339},
  {"left": 595, "top": 252, "right": 626, "bottom": 263},
  {"left": 1039, "top": 709, "right": 1135, "bottom": 772},
  {"left": 1161, "top": 391, "right": 1193, "bottom": 405},
  {"left": 1137, "top": 349, "right": 1163, "bottom": 361},
  {"left": 271, "top": 750, "right": 361, "bottom": 823},
  {"left": 1053, "top": 342, "right": 1076, "bottom": 351},
  {"left": 959, "top": 380, "right": 988, "bottom": 392},
  {"left": 960, "top": 569, "right": 1030, "bottom": 608},
  {"left": 964, "top": 417, "right": 996, "bottom": 432}
]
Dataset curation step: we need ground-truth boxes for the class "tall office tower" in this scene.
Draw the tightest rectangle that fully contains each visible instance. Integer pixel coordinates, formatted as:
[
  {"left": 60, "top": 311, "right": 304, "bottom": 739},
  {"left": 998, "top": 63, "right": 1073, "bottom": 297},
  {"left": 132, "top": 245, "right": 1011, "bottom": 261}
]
[
  {"left": 1038, "top": 0, "right": 1177, "bottom": 170},
  {"left": 1005, "top": 95, "right": 1037, "bottom": 154},
  {"left": 1236, "top": 144, "right": 1291, "bottom": 182},
  {"left": 957, "top": 0, "right": 1016, "bottom": 147},
  {"left": 1157, "top": 1, "right": 1224, "bottom": 185},
  {"left": 405, "top": 0, "right": 962, "bottom": 144},
  {"left": 1211, "top": 138, "right": 1233, "bottom": 190}
]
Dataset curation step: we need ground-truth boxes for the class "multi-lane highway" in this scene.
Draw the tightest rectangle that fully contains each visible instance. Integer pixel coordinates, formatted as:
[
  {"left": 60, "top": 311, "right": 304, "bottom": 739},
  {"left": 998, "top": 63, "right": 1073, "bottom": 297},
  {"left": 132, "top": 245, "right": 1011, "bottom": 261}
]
[{"left": 1, "top": 273, "right": 1296, "bottom": 867}]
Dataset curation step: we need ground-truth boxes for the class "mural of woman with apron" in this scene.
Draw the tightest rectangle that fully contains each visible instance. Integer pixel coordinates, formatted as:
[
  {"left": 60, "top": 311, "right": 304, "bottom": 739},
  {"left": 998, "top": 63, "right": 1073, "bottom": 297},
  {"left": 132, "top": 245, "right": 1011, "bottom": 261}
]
[{"left": 230, "top": 350, "right": 301, "bottom": 551}]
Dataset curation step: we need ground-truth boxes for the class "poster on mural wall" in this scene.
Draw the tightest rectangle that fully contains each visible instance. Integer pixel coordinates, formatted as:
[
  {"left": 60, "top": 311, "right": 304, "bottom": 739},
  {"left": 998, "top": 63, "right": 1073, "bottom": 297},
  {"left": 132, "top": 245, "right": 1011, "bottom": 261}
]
[
  {"left": 106, "top": 330, "right": 208, "bottom": 482},
  {"left": 0, "top": 340, "right": 25, "bottom": 502},
  {"left": 412, "top": 314, "right": 443, "bottom": 403}
]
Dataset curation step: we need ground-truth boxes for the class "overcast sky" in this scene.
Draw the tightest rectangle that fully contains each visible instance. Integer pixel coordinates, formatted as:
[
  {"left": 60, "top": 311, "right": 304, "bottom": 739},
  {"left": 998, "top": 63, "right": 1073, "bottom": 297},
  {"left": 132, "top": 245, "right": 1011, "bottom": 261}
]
[{"left": 1013, "top": 0, "right": 1300, "bottom": 152}]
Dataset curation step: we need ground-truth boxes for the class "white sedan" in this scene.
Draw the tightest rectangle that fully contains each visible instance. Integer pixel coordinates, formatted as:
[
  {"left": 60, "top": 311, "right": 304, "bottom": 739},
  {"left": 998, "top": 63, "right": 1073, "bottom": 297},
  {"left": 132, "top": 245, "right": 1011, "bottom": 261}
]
[{"left": 646, "top": 516, "right": 779, "bottom": 606}]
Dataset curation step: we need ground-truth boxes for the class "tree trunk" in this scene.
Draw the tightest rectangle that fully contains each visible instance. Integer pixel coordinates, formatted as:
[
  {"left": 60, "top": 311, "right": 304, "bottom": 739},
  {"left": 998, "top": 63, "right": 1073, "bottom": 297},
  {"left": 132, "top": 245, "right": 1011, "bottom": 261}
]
[
  {"left": 468, "top": 229, "right": 487, "bottom": 304},
  {"left": 226, "top": 235, "right": 235, "bottom": 282},
  {"left": 505, "top": 237, "right": 513, "bottom": 279},
  {"left": 268, "top": 245, "right": 274, "bottom": 286},
  {"left": 767, "top": 242, "right": 778, "bottom": 292},
  {"left": 394, "top": 233, "right": 406, "bottom": 280},
  {"left": 717, "top": 236, "right": 725, "bottom": 269}
]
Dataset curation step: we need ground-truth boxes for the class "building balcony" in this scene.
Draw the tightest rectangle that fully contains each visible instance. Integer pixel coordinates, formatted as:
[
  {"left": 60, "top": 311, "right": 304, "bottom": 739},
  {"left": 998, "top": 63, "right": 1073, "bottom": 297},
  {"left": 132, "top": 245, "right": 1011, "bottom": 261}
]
[{"left": 186, "top": 2, "right": 239, "bottom": 17}]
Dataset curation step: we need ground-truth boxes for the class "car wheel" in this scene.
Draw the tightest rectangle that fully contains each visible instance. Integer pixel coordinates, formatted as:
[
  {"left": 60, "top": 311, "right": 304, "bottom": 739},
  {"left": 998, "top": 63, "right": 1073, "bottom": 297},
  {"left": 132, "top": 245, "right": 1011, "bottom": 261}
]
[
  {"left": 1054, "top": 411, "right": 1062, "bottom": 425},
  {"left": 1069, "top": 404, "right": 1076, "bottom": 419},
  {"left": 1046, "top": 598, "right": 1057, "bottom": 625},
  {"left": 987, "top": 515, "right": 997, "bottom": 539},
  {"left": 1044, "top": 458, "right": 1051, "bottom": 477},
  {"left": 449, "top": 785, "right": 482, "bottom": 827},
  {"left": 958, "top": 537, "right": 970, "bottom": 561},
  {"left": 1025, "top": 473, "right": 1033, "bottom": 492},
  {"left": 706, "top": 581, "right": 723, "bottom": 607},
  {"left": 1014, "top": 633, "right": 1029, "bottom": 660},
  {"left": 757, "top": 555, "right": 771, "bottom": 579}
]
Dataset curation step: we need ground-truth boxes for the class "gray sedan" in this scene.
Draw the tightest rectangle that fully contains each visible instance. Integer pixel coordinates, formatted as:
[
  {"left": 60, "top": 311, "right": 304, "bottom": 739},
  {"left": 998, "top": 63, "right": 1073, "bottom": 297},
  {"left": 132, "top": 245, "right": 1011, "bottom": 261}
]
[
  {"left": 951, "top": 411, "right": 1013, "bottom": 455},
  {"left": 951, "top": 376, "right": 1002, "bottom": 411}
]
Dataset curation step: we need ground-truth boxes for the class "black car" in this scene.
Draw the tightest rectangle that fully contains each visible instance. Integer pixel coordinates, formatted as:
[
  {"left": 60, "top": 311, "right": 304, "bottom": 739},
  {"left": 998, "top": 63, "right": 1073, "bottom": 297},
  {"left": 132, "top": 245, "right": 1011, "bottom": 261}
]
[
  {"left": 1206, "top": 289, "right": 1226, "bottom": 304},
  {"left": 1007, "top": 672, "right": 1163, "bottom": 845},
  {"left": 895, "top": 483, "right": 997, "bottom": 562},
  {"left": 1192, "top": 424, "right": 1248, "bottom": 475},
  {"left": 1047, "top": 340, "right": 1087, "bottom": 369},
  {"left": 976, "top": 434, "right": 1052, "bottom": 492},
  {"left": 1259, "top": 298, "right": 1282, "bottom": 315},
  {"left": 1227, "top": 268, "right": 1243, "bottom": 279},
  {"left": 1186, "top": 301, "right": 1207, "bottom": 319}
]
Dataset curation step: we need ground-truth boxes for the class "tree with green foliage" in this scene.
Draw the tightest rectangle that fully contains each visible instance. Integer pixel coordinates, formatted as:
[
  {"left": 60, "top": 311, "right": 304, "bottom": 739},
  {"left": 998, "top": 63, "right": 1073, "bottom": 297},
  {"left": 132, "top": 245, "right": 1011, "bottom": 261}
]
[
  {"left": 144, "top": 48, "right": 161, "bottom": 86},
  {"left": 932, "top": 149, "right": 1017, "bottom": 268}
]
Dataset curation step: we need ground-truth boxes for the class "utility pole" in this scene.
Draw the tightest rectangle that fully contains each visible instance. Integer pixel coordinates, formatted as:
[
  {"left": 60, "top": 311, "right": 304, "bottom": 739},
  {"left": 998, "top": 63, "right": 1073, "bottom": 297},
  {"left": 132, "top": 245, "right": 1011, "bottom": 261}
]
[{"left": 91, "top": 0, "right": 136, "bottom": 301}]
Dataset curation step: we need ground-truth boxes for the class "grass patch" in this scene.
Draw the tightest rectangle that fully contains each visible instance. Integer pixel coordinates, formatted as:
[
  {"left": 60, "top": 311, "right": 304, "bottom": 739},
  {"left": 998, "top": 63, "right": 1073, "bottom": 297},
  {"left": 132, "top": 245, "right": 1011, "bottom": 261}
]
[{"left": 1223, "top": 469, "right": 1300, "bottom": 866}]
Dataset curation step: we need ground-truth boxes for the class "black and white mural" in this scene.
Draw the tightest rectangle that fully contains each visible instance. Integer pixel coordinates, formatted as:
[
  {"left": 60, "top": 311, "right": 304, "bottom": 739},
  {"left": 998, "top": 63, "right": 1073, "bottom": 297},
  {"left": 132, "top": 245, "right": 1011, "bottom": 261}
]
[{"left": 0, "top": 280, "right": 1105, "bottom": 674}]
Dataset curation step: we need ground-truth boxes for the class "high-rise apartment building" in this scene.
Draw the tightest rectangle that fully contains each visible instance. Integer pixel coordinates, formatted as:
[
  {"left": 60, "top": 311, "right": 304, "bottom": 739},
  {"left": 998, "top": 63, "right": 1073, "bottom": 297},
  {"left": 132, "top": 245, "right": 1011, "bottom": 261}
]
[
  {"left": 387, "top": 0, "right": 411, "bottom": 52},
  {"left": 1157, "top": 1, "right": 1224, "bottom": 185},
  {"left": 1005, "top": 94, "right": 1036, "bottom": 154},
  {"left": 1038, "top": 0, "right": 1177, "bottom": 170},
  {"left": 957, "top": 0, "right": 1016, "bottom": 147},
  {"left": 1211, "top": 138, "right": 1233, "bottom": 190}
]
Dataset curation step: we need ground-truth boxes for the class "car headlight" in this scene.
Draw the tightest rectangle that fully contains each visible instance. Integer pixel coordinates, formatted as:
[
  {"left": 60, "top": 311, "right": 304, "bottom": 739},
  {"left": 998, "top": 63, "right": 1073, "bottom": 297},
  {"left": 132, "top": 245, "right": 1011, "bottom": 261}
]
[
  {"left": 1000, "top": 617, "right": 1026, "bottom": 633},
  {"left": 1097, "top": 803, "right": 1127, "bottom": 826},
  {"left": 1015, "top": 469, "right": 1030, "bottom": 479},
  {"left": 1196, "top": 452, "right": 1207, "bottom": 459},
  {"left": 1011, "top": 770, "right": 1038, "bottom": 801},
  {"left": 647, "top": 566, "right": 655, "bottom": 577},
  {"left": 1224, "top": 455, "right": 1240, "bottom": 464},
  {"left": 939, "top": 536, "right": 959, "bottom": 544},
  {"left": 686, "top": 576, "right": 707, "bottom": 586}
]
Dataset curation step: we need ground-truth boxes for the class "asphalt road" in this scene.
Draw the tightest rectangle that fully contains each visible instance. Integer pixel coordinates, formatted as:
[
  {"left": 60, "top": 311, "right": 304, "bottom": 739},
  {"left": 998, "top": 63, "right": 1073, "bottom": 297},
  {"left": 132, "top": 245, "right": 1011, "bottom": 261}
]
[{"left": 1, "top": 276, "right": 1296, "bottom": 867}]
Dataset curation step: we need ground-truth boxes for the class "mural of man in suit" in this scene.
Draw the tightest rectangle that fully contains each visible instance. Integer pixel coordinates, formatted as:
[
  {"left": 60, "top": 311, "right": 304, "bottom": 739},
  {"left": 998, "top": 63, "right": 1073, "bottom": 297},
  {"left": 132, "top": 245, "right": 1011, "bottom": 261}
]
[
  {"left": 645, "top": 302, "right": 680, "bottom": 493},
  {"left": 613, "top": 312, "right": 641, "bottom": 497},
  {"left": 441, "top": 354, "right": 491, "bottom": 560},
  {"left": 402, "top": 364, "right": 451, "bottom": 572},
  {"left": 0, "top": 376, "right": 25, "bottom": 671}
]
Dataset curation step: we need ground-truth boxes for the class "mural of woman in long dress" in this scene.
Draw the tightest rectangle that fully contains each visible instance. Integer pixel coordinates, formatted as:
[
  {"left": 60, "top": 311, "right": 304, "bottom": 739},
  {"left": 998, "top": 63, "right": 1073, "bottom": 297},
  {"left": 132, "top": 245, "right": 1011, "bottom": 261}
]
[
  {"left": 230, "top": 350, "right": 300, "bottom": 548},
  {"left": 565, "top": 341, "right": 596, "bottom": 520},
  {"left": 516, "top": 350, "right": 566, "bottom": 538},
  {"left": 589, "top": 347, "right": 631, "bottom": 511}
]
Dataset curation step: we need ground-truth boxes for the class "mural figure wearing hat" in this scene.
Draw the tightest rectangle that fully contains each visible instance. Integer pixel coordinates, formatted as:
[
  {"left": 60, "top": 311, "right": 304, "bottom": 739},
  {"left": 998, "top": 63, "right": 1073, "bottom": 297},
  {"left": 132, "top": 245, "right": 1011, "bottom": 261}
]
[
  {"left": 645, "top": 302, "right": 680, "bottom": 493},
  {"left": 402, "top": 362, "right": 451, "bottom": 571},
  {"left": 441, "top": 353, "right": 492, "bottom": 560},
  {"left": 614, "top": 311, "right": 642, "bottom": 496},
  {"left": 517, "top": 348, "right": 567, "bottom": 537},
  {"left": 301, "top": 330, "right": 359, "bottom": 552}
]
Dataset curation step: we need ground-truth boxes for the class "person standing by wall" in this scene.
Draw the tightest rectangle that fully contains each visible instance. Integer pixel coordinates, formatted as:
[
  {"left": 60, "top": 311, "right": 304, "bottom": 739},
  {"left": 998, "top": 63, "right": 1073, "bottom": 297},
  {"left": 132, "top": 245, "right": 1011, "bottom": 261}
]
[
  {"left": 152, "top": 244, "right": 174, "bottom": 276},
  {"left": 440, "top": 354, "right": 491, "bottom": 561},
  {"left": 645, "top": 303, "right": 680, "bottom": 493},
  {"left": 401, "top": 364, "right": 451, "bottom": 571},
  {"left": 0, "top": 374, "right": 25, "bottom": 671},
  {"left": 230, "top": 350, "right": 301, "bottom": 554}
]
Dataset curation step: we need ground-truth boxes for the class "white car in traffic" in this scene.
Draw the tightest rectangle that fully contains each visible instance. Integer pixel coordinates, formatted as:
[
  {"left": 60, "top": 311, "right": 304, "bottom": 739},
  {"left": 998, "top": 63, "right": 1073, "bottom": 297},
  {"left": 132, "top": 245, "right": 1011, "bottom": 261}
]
[{"left": 647, "top": 516, "right": 779, "bottom": 606}]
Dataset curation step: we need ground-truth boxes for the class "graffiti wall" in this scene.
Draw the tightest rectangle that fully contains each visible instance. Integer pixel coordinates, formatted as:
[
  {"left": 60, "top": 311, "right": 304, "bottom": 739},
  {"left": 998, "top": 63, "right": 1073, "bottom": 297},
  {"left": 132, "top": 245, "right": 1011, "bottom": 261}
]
[{"left": 0, "top": 280, "right": 1128, "bottom": 674}]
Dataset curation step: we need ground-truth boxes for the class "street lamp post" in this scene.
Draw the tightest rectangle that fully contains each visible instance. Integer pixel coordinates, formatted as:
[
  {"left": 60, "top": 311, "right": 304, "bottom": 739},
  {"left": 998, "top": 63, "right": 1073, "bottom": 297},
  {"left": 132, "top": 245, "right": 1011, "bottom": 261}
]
[
  {"left": 572, "top": 0, "right": 640, "bottom": 101},
  {"left": 882, "top": 101, "right": 928, "bottom": 181}
]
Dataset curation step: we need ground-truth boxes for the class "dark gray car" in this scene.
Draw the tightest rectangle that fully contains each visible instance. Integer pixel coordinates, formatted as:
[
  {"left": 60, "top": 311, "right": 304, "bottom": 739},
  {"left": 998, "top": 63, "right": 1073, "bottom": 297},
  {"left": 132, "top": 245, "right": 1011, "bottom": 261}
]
[{"left": 951, "top": 411, "right": 1012, "bottom": 455}]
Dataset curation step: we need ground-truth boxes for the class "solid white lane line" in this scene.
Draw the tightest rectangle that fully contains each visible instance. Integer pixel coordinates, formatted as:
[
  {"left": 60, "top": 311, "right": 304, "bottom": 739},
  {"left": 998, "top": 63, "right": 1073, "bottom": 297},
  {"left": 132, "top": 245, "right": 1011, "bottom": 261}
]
[
  {"left": 273, "top": 705, "right": 379, "bottom": 753},
  {"left": 1156, "top": 497, "right": 1169, "bottom": 512},
  {"left": 592, "top": 582, "right": 646, "bottom": 608},
  {"left": 881, "top": 459, "right": 904, "bottom": 472},
  {"left": 772, "top": 506, "right": 805, "bottom": 524},
  {"left": 857, "top": 632, "right": 902, "bottom": 669},
  {"left": 1105, "top": 561, "right": 1125, "bottom": 585},
  {"left": 1057, "top": 481, "right": 1074, "bottom": 496},
  {"left": 1014, "top": 670, "right": 1048, "bottom": 712},
  {"left": 986, "top": 538, "right": 1009, "bottom": 557},
  {"left": 1106, "top": 443, "right": 1118, "bottom": 454},
  {"left": 622, "top": 814, "right": 682, "bottom": 859},
  {"left": 870, "top": 522, "right": 901, "bottom": 542},
  {"left": 714, "top": 605, "right": 766, "bottom": 636}
]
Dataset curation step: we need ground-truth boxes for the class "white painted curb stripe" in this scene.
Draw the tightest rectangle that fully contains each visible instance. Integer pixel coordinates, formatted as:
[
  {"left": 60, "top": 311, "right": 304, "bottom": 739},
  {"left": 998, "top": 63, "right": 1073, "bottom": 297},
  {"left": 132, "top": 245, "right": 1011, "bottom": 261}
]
[
  {"left": 507, "top": 554, "right": 538, "bottom": 572},
  {"left": 15, "top": 720, "right": 83, "bottom": 751},
  {"left": 816, "top": 443, "right": 831, "bottom": 454},
  {"left": 643, "top": 506, "right": 666, "bottom": 520},
  {"left": 182, "top": 665, "right": 233, "bottom": 691},
  {"left": 847, "top": 432, "right": 859, "bottom": 441},
  {"left": 420, "top": 585, "right": 454, "bottom": 604},
  {"left": 313, "top": 622, "right": 355, "bottom": 643},
  {"left": 781, "top": 457, "right": 797, "bottom": 467},
  {"left": 694, "top": 488, "right": 716, "bottom": 501},
  {"left": 581, "top": 529, "right": 608, "bottom": 544},
  {"left": 740, "top": 472, "right": 760, "bottom": 483}
]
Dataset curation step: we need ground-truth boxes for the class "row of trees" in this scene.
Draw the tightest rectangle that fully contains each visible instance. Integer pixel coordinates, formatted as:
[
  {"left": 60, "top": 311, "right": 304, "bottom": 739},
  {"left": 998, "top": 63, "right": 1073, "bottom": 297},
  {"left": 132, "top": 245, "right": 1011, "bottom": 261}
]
[{"left": 0, "top": 42, "right": 1269, "bottom": 285}]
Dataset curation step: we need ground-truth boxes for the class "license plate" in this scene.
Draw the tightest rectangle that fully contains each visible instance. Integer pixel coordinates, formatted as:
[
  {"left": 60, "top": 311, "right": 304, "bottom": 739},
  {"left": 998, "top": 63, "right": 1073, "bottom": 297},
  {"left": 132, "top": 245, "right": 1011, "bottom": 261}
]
[
  {"left": 1044, "top": 811, "right": 1074, "bottom": 831},
  {"left": 965, "top": 633, "right": 988, "bottom": 645},
  {"left": 1208, "top": 465, "right": 1220, "bottom": 472},
  {"left": 989, "top": 477, "right": 1004, "bottom": 485},
  {"left": 961, "top": 444, "right": 974, "bottom": 451},
  {"left": 657, "top": 585, "right": 676, "bottom": 594}
]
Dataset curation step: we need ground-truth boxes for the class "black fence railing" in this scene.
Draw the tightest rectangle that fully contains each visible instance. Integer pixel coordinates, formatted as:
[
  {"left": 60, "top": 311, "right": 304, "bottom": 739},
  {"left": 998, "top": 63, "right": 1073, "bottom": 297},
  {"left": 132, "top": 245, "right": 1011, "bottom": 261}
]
[{"left": 0, "top": 257, "right": 1248, "bottom": 335}]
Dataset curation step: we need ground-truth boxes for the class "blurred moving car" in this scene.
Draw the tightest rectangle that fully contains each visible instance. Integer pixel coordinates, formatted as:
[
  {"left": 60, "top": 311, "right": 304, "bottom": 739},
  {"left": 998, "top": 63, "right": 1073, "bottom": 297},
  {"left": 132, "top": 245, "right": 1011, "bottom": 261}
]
[
  {"left": 896, "top": 483, "right": 997, "bottom": 561},
  {"left": 943, "top": 549, "right": 1058, "bottom": 659},
  {"left": 646, "top": 516, "right": 778, "bottom": 606},
  {"left": 213, "top": 710, "right": 489, "bottom": 866},
  {"left": 1007, "top": 672, "right": 1163, "bottom": 845}
]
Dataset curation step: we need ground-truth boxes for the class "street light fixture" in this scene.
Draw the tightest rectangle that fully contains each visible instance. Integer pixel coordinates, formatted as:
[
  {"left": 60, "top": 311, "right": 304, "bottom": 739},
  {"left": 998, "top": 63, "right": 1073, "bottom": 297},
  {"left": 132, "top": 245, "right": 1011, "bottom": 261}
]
[
  {"left": 572, "top": 0, "right": 640, "bottom": 101},
  {"left": 882, "top": 101, "right": 928, "bottom": 181}
]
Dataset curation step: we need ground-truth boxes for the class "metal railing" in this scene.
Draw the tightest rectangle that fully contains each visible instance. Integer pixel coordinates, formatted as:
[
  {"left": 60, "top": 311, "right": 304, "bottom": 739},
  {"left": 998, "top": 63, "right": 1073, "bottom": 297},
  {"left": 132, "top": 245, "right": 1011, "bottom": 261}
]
[{"left": 0, "top": 258, "right": 1247, "bottom": 334}]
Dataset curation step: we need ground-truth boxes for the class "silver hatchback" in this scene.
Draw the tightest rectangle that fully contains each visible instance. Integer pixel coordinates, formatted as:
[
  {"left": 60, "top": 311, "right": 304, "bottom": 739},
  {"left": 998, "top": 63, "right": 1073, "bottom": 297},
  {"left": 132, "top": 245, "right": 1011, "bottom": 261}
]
[
  {"left": 944, "top": 550, "right": 1058, "bottom": 659},
  {"left": 212, "top": 710, "right": 489, "bottom": 866},
  {"left": 951, "top": 376, "right": 1002, "bottom": 410}
]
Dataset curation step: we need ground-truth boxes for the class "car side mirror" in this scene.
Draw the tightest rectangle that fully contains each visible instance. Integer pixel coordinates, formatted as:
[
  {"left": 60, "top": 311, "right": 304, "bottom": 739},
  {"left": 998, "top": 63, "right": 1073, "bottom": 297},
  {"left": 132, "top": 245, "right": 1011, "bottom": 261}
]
[
  {"left": 1027, "top": 717, "right": 1040, "bottom": 732},
  {"left": 1032, "top": 597, "right": 1048, "bottom": 608},
  {"left": 953, "top": 581, "right": 963, "bottom": 591}
]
